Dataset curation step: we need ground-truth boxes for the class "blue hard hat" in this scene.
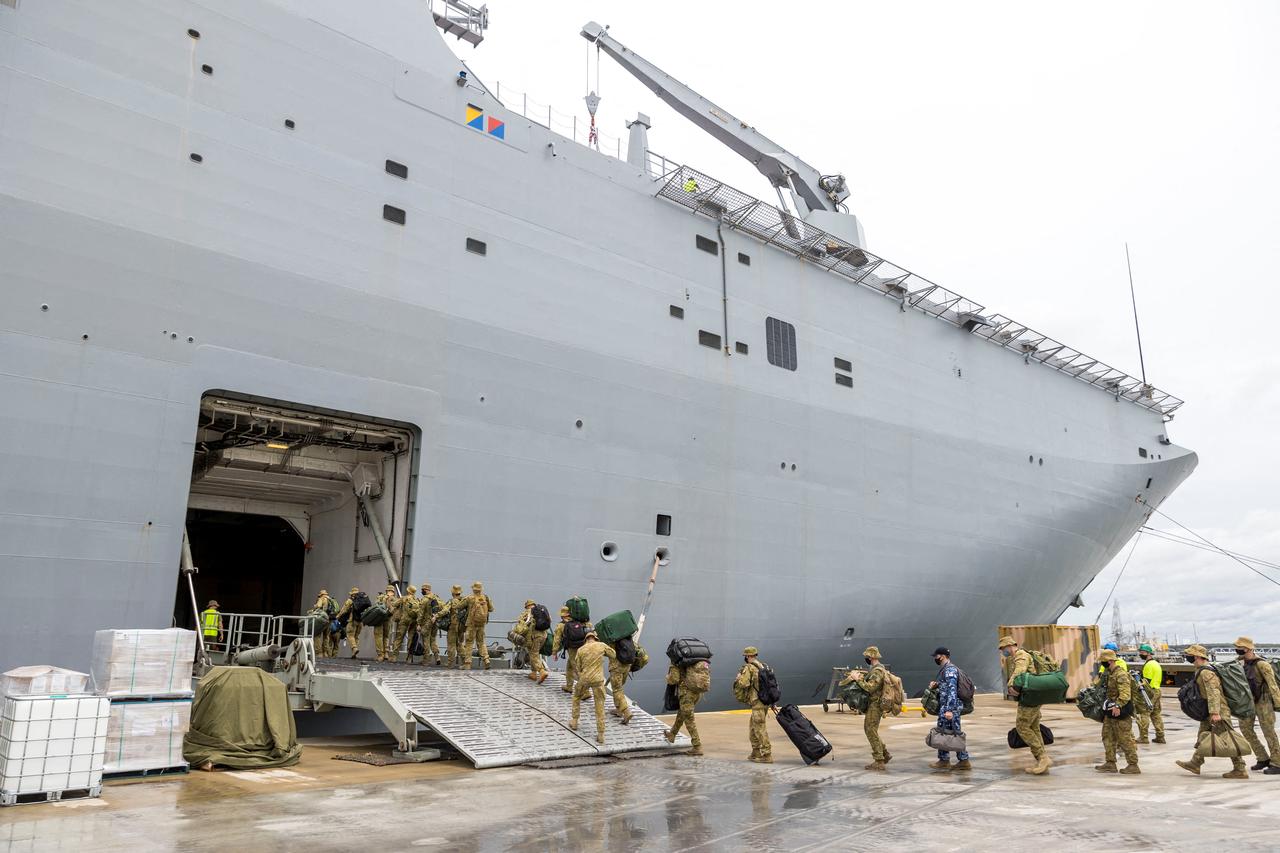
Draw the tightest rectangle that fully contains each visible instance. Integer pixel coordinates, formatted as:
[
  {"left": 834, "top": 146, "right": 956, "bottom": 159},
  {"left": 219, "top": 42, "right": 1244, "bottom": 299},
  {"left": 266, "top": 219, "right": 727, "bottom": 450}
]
[{"left": 1103, "top": 642, "right": 1118, "bottom": 651}]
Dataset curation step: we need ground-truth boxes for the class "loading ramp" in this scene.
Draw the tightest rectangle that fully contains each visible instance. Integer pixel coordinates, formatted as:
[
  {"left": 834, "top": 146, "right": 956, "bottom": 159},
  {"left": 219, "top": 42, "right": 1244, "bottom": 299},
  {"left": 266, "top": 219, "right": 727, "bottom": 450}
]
[{"left": 308, "top": 660, "right": 688, "bottom": 769}]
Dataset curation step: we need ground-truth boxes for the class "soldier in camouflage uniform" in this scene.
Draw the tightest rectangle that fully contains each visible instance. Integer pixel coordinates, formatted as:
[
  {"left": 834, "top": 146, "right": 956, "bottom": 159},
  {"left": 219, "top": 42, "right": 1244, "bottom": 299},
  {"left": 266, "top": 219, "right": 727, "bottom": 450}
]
[
  {"left": 336, "top": 586, "right": 364, "bottom": 659},
  {"left": 665, "top": 659, "right": 710, "bottom": 756},
  {"left": 552, "top": 606, "right": 593, "bottom": 694},
  {"left": 374, "top": 585, "right": 397, "bottom": 662},
  {"left": 861, "top": 646, "right": 892, "bottom": 771},
  {"left": 1234, "top": 636, "right": 1280, "bottom": 774},
  {"left": 1094, "top": 648, "right": 1140, "bottom": 774},
  {"left": 1177, "top": 644, "right": 1249, "bottom": 778},
  {"left": 415, "top": 583, "right": 445, "bottom": 666},
  {"left": 733, "top": 647, "right": 773, "bottom": 763},
  {"left": 390, "top": 585, "right": 418, "bottom": 662},
  {"left": 443, "top": 584, "right": 465, "bottom": 668},
  {"left": 524, "top": 601, "right": 550, "bottom": 685},
  {"left": 1001, "top": 635, "right": 1052, "bottom": 775},
  {"left": 569, "top": 631, "right": 616, "bottom": 744},
  {"left": 312, "top": 589, "right": 338, "bottom": 658},
  {"left": 461, "top": 581, "right": 493, "bottom": 670}
]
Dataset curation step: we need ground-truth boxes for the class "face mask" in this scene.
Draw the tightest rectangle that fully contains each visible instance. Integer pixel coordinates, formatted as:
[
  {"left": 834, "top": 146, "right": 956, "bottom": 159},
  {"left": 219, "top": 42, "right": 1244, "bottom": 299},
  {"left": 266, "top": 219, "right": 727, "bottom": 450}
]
[
  {"left": 1139, "top": 654, "right": 1149, "bottom": 660},
  {"left": 864, "top": 657, "right": 872, "bottom": 666},
  {"left": 744, "top": 657, "right": 750, "bottom": 663},
  {"left": 1101, "top": 662, "right": 1111, "bottom": 670},
  {"left": 1001, "top": 648, "right": 1012, "bottom": 658},
  {"left": 933, "top": 656, "right": 944, "bottom": 666},
  {"left": 1185, "top": 655, "right": 1196, "bottom": 664},
  {"left": 1236, "top": 649, "right": 1247, "bottom": 656}
]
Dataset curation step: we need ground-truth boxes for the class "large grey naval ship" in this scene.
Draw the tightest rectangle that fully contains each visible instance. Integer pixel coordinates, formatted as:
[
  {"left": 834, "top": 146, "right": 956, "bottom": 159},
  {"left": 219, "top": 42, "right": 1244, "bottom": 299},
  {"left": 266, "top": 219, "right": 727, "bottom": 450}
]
[{"left": 0, "top": 0, "right": 1195, "bottom": 714}]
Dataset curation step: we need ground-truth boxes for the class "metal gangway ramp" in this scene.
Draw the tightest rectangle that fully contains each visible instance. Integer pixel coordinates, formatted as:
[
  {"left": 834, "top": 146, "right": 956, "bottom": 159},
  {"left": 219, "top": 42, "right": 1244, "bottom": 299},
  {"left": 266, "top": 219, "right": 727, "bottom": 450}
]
[{"left": 308, "top": 661, "right": 689, "bottom": 769}]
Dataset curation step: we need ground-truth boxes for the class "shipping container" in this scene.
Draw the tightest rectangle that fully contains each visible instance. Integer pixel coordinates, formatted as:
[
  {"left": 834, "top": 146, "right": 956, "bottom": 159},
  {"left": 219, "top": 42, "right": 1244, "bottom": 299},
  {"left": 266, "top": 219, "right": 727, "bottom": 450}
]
[{"left": 999, "top": 624, "right": 1100, "bottom": 700}]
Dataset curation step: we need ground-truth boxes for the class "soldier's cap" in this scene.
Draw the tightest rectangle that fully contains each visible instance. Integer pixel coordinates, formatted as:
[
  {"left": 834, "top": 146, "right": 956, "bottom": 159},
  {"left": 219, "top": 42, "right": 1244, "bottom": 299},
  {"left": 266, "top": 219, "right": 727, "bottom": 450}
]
[
  {"left": 862, "top": 645, "right": 881, "bottom": 659},
  {"left": 386, "top": 585, "right": 396, "bottom": 591},
  {"left": 451, "top": 585, "right": 462, "bottom": 594},
  {"left": 586, "top": 630, "right": 598, "bottom": 639},
  {"left": 525, "top": 599, "right": 536, "bottom": 608},
  {"left": 350, "top": 587, "right": 359, "bottom": 595},
  {"left": 422, "top": 583, "right": 431, "bottom": 590},
  {"left": 1139, "top": 643, "right": 1155, "bottom": 654},
  {"left": 1235, "top": 636, "right": 1256, "bottom": 651},
  {"left": 318, "top": 589, "right": 328, "bottom": 595},
  {"left": 207, "top": 600, "right": 220, "bottom": 608},
  {"left": 472, "top": 582, "right": 483, "bottom": 591},
  {"left": 1185, "top": 644, "right": 1210, "bottom": 660},
  {"left": 1098, "top": 648, "right": 1118, "bottom": 662},
  {"left": 933, "top": 646, "right": 950, "bottom": 658},
  {"left": 406, "top": 585, "right": 417, "bottom": 594},
  {"left": 742, "top": 646, "right": 758, "bottom": 657},
  {"left": 559, "top": 606, "right": 570, "bottom": 616},
  {"left": 997, "top": 635, "right": 1017, "bottom": 649}
]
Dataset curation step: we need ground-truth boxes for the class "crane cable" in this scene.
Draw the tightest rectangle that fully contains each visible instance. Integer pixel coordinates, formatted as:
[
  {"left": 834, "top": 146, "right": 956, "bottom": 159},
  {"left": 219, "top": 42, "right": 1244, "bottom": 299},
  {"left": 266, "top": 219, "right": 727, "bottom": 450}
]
[
  {"left": 1092, "top": 532, "right": 1142, "bottom": 625},
  {"left": 1139, "top": 498, "right": 1280, "bottom": 589}
]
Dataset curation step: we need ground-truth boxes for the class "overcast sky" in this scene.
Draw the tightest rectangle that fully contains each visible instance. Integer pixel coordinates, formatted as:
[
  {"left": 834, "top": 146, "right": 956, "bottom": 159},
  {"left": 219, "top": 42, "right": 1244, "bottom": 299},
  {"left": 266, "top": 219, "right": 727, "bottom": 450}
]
[{"left": 453, "top": 1, "right": 1280, "bottom": 644}]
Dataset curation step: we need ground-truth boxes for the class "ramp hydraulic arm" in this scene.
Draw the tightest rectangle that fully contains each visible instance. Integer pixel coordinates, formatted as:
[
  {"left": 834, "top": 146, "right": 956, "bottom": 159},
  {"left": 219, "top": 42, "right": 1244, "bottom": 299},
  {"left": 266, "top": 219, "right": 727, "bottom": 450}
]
[{"left": 580, "top": 21, "right": 850, "bottom": 216}]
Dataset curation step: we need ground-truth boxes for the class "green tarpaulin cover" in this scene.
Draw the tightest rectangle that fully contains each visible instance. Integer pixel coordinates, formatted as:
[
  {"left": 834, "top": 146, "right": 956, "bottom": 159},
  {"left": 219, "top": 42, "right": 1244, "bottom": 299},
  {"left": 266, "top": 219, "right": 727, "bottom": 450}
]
[{"left": 183, "top": 666, "right": 302, "bottom": 769}]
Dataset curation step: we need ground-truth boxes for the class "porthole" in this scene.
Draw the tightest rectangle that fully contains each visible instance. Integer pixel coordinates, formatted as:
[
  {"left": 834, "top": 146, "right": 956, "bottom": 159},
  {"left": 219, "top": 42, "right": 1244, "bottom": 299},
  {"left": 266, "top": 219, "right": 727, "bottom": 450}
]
[
  {"left": 187, "top": 29, "right": 201, "bottom": 39},
  {"left": 575, "top": 419, "right": 583, "bottom": 429},
  {"left": 655, "top": 547, "right": 670, "bottom": 566},
  {"left": 201, "top": 64, "right": 213, "bottom": 75},
  {"left": 600, "top": 541, "right": 618, "bottom": 562}
]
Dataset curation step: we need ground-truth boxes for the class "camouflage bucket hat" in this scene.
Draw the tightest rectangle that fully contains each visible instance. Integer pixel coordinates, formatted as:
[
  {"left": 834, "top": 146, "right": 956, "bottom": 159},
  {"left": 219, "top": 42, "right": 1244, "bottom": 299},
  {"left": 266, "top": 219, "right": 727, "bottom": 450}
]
[
  {"left": 525, "top": 599, "right": 536, "bottom": 608},
  {"left": 1185, "top": 644, "right": 1210, "bottom": 659},
  {"left": 451, "top": 584, "right": 462, "bottom": 594},
  {"left": 1098, "top": 648, "right": 1117, "bottom": 662},
  {"left": 472, "top": 582, "right": 483, "bottom": 591},
  {"left": 350, "top": 587, "right": 359, "bottom": 595},
  {"left": 1235, "top": 636, "right": 1256, "bottom": 650},
  {"left": 207, "top": 600, "right": 219, "bottom": 608},
  {"left": 406, "top": 585, "right": 417, "bottom": 594},
  {"left": 559, "top": 606, "right": 570, "bottom": 616},
  {"left": 997, "top": 635, "right": 1016, "bottom": 649},
  {"left": 862, "top": 646, "right": 881, "bottom": 659},
  {"left": 742, "top": 646, "right": 758, "bottom": 657}
]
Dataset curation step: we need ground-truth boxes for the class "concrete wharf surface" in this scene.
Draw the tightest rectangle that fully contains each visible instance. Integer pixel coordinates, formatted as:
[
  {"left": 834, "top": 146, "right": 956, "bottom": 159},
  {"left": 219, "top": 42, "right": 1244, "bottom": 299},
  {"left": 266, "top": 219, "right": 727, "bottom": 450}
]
[{"left": 2, "top": 692, "right": 1278, "bottom": 851}]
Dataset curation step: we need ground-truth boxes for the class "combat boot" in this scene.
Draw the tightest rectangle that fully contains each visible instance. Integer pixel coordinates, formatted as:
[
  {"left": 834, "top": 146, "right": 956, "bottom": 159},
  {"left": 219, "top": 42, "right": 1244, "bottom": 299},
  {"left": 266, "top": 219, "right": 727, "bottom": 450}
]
[
  {"left": 538, "top": 672, "right": 548, "bottom": 684},
  {"left": 688, "top": 745, "right": 704, "bottom": 756},
  {"left": 1175, "top": 760, "right": 1200, "bottom": 775},
  {"left": 1094, "top": 762, "right": 1117, "bottom": 773},
  {"left": 1264, "top": 764, "right": 1280, "bottom": 775},
  {"left": 596, "top": 734, "right": 605, "bottom": 745},
  {"left": 620, "top": 711, "right": 632, "bottom": 725},
  {"left": 1252, "top": 758, "right": 1270, "bottom": 771},
  {"left": 863, "top": 761, "right": 887, "bottom": 772},
  {"left": 1138, "top": 736, "right": 1150, "bottom": 744},
  {"left": 1153, "top": 736, "right": 1167, "bottom": 744},
  {"left": 748, "top": 749, "right": 760, "bottom": 761},
  {"left": 568, "top": 720, "right": 578, "bottom": 732},
  {"left": 953, "top": 759, "right": 972, "bottom": 771},
  {"left": 664, "top": 728, "right": 677, "bottom": 744},
  {"left": 928, "top": 760, "right": 951, "bottom": 770},
  {"left": 1026, "top": 755, "right": 1052, "bottom": 775},
  {"left": 882, "top": 749, "right": 893, "bottom": 764},
  {"left": 1120, "top": 764, "right": 1141, "bottom": 775},
  {"left": 1223, "top": 768, "right": 1249, "bottom": 779},
  {"left": 756, "top": 754, "right": 774, "bottom": 764}
]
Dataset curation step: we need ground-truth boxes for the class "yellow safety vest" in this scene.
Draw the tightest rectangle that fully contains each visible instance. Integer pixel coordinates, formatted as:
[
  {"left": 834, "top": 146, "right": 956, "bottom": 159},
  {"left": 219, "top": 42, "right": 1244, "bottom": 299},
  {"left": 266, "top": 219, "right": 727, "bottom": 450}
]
[
  {"left": 683, "top": 178, "right": 698, "bottom": 192},
  {"left": 201, "top": 609, "right": 221, "bottom": 637},
  {"left": 1142, "top": 658, "right": 1163, "bottom": 690}
]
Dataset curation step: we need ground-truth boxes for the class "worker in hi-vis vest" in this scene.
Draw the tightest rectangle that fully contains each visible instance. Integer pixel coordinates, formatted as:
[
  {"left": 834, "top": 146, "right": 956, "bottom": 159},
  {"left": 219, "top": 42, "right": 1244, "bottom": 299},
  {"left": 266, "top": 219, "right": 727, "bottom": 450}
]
[{"left": 200, "top": 600, "right": 224, "bottom": 647}]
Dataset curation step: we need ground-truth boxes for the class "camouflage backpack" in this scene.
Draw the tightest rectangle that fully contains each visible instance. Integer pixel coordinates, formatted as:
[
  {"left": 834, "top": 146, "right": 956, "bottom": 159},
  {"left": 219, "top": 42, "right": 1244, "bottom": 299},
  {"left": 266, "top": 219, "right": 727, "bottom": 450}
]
[
  {"left": 880, "top": 669, "right": 905, "bottom": 716},
  {"left": 1028, "top": 649, "right": 1061, "bottom": 675},
  {"left": 681, "top": 660, "right": 711, "bottom": 694}
]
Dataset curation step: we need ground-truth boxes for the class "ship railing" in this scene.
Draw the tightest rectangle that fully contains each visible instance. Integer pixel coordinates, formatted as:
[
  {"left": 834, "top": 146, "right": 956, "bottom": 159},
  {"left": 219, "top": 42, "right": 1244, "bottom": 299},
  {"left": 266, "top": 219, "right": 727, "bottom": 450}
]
[
  {"left": 491, "top": 82, "right": 629, "bottom": 161},
  {"left": 644, "top": 153, "right": 1184, "bottom": 417},
  {"left": 428, "top": 0, "right": 489, "bottom": 47},
  {"left": 205, "top": 613, "right": 321, "bottom": 666}
]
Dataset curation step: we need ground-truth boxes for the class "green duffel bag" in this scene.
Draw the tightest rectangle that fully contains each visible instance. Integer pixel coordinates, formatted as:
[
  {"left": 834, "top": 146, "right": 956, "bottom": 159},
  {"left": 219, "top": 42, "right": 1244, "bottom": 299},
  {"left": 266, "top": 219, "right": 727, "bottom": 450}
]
[
  {"left": 566, "top": 596, "right": 590, "bottom": 623},
  {"left": 360, "top": 602, "right": 391, "bottom": 626},
  {"left": 841, "top": 681, "right": 872, "bottom": 713},
  {"left": 307, "top": 609, "right": 330, "bottom": 636},
  {"left": 1213, "top": 662, "right": 1257, "bottom": 719},
  {"left": 541, "top": 631, "right": 554, "bottom": 657},
  {"left": 922, "top": 686, "right": 973, "bottom": 717},
  {"left": 1194, "top": 721, "right": 1252, "bottom": 759},
  {"left": 594, "top": 610, "right": 638, "bottom": 644},
  {"left": 1012, "top": 670, "right": 1069, "bottom": 706},
  {"left": 1076, "top": 683, "right": 1107, "bottom": 722}
]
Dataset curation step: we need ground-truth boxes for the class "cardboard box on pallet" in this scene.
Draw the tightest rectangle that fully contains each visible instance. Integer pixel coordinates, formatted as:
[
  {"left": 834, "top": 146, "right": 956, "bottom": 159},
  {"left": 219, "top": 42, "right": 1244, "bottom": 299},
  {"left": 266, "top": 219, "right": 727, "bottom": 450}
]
[
  {"left": 104, "top": 699, "right": 191, "bottom": 775},
  {"left": 0, "top": 695, "right": 108, "bottom": 798},
  {"left": 90, "top": 629, "right": 197, "bottom": 697}
]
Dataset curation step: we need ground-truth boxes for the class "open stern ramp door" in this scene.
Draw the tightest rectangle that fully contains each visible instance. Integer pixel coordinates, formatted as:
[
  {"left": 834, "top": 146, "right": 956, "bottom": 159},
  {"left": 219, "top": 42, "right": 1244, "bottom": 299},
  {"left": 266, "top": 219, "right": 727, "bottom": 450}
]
[{"left": 307, "top": 664, "right": 687, "bottom": 768}]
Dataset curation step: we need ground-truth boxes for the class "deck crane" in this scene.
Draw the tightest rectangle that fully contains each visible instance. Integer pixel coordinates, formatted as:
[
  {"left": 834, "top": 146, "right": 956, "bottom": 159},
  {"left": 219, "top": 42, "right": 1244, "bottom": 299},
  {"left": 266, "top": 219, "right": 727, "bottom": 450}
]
[{"left": 581, "top": 21, "right": 866, "bottom": 248}]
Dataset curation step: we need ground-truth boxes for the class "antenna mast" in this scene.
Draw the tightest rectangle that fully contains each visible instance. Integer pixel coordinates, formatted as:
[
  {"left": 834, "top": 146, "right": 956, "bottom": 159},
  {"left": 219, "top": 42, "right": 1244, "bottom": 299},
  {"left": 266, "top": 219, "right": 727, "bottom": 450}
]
[{"left": 1126, "top": 243, "right": 1147, "bottom": 385}]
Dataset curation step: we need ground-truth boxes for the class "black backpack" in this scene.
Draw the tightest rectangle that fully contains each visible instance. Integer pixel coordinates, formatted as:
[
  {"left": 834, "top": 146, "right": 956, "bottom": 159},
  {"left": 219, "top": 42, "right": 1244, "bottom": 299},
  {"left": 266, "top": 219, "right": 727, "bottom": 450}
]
[
  {"left": 531, "top": 604, "right": 551, "bottom": 632},
  {"left": 563, "top": 621, "right": 588, "bottom": 649},
  {"left": 351, "top": 591, "right": 371, "bottom": 618},
  {"left": 755, "top": 662, "right": 781, "bottom": 706},
  {"left": 1179, "top": 675, "right": 1209, "bottom": 721},
  {"left": 955, "top": 668, "right": 976, "bottom": 704},
  {"left": 614, "top": 636, "right": 637, "bottom": 665}
]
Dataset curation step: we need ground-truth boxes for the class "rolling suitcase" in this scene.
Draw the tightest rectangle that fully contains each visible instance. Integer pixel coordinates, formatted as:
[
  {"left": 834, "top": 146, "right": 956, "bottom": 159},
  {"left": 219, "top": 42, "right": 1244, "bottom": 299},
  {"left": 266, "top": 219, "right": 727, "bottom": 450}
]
[{"left": 774, "top": 703, "right": 833, "bottom": 765}]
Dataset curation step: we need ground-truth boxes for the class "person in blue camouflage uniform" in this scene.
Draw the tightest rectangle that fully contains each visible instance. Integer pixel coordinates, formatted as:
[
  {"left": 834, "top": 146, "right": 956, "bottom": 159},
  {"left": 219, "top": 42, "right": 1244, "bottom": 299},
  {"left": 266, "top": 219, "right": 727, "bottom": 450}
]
[{"left": 928, "top": 647, "right": 971, "bottom": 771}]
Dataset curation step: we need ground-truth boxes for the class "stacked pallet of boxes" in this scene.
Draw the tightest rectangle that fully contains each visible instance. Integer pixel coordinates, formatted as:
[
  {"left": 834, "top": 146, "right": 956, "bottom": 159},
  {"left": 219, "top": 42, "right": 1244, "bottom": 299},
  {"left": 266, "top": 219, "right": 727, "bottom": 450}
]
[
  {"left": 0, "top": 666, "right": 109, "bottom": 805},
  {"left": 91, "top": 629, "right": 196, "bottom": 777}
]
